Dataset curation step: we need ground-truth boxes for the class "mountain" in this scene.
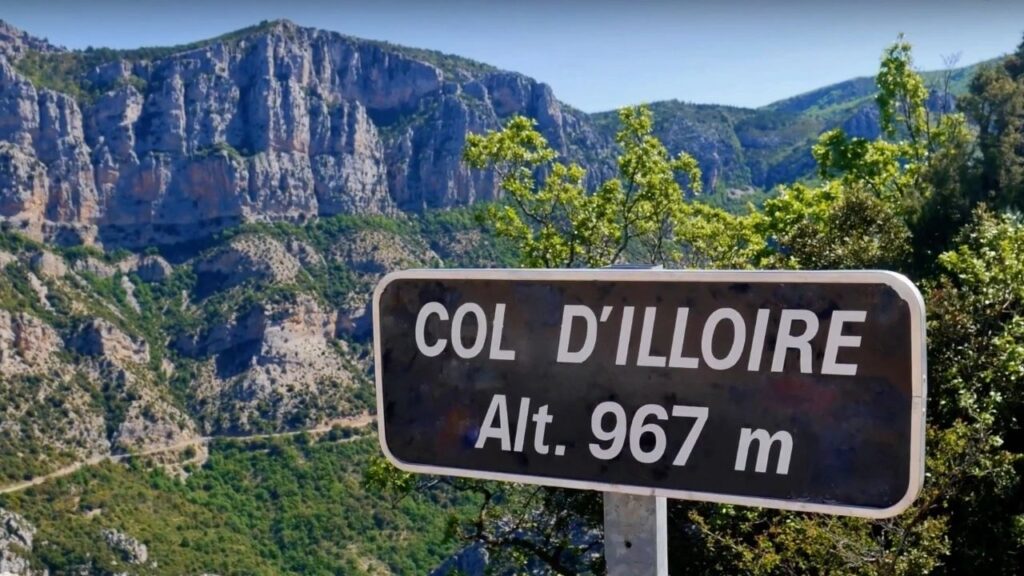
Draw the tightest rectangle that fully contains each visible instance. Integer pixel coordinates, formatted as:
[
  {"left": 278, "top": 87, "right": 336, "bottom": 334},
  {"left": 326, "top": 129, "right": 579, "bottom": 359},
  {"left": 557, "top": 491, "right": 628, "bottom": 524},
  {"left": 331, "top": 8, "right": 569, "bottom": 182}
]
[
  {"left": 0, "top": 19, "right": 613, "bottom": 248},
  {"left": 0, "top": 18, "right": 998, "bottom": 245},
  {"left": 591, "top": 59, "right": 993, "bottom": 198}
]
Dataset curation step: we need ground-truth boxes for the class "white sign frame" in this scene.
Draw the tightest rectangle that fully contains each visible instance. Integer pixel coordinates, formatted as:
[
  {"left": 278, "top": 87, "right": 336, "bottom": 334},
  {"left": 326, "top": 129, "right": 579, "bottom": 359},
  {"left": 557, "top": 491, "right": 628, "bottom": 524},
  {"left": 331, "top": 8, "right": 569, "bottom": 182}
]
[{"left": 372, "top": 268, "right": 926, "bottom": 519}]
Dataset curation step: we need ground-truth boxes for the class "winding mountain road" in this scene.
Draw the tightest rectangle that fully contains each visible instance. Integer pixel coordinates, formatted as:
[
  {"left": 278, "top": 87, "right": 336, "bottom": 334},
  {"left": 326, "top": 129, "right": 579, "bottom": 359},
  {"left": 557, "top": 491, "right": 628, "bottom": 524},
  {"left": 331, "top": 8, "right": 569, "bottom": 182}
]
[{"left": 0, "top": 412, "right": 374, "bottom": 495}]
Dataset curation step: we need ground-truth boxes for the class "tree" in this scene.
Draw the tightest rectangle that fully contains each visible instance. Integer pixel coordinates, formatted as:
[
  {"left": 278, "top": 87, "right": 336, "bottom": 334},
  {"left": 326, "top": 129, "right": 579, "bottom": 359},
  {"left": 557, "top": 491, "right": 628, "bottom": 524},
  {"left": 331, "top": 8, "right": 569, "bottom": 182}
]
[
  {"left": 808, "top": 36, "right": 974, "bottom": 272},
  {"left": 960, "top": 37, "right": 1024, "bottom": 211},
  {"left": 463, "top": 105, "right": 762, "bottom": 269},
  {"left": 923, "top": 209, "right": 1024, "bottom": 574},
  {"left": 753, "top": 180, "right": 911, "bottom": 270},
  {"left": 678, "top": 38, "right": 1020, "bottom": 576}
]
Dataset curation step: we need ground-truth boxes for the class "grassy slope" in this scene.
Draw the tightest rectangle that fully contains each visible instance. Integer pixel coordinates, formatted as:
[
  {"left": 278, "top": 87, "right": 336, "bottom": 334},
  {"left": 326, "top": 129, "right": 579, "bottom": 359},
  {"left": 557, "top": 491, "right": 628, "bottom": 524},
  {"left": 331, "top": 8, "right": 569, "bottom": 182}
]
[
  {"left": 0, "top": 434, "right": 478, "bottom": 575},
  {"left": 765, "top": 57, "right": 998, "bottom": 116}
]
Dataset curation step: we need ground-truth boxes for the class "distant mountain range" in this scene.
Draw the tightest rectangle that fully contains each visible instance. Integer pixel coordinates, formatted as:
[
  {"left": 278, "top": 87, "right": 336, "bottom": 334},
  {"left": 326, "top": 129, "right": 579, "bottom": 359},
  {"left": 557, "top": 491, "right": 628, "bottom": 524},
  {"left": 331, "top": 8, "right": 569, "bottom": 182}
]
[
  {"left": 594, "top": 58, "right": 988, "bottom": 198},
  {"left": 0, "top": 18, "right": 997, "bottom": 247}
]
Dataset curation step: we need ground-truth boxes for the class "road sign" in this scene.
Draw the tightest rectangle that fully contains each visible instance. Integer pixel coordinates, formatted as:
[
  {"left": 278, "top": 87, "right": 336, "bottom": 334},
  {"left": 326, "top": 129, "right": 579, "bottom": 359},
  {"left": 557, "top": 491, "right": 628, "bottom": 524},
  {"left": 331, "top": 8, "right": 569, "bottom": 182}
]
[{"left": 373, "top": 269, "right": 926, "bottom": 518}]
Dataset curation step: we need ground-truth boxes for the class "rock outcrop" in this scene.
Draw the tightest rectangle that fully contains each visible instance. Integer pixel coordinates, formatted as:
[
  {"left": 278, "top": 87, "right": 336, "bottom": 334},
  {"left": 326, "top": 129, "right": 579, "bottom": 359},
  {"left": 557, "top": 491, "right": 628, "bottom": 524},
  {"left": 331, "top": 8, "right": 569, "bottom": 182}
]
[
  {"left": 194, "top": 234, "right": 301, "bottom": 295},
  {"left": 70, "top": 318, "right": 149, "bottom": 366},
  {"left": 0, "top": 311, "right": 112, "bottom": 469},
  {"left": 0, "top": 509, "right": 38, "bottom": 576},
  {"left": 101, "top": 528, "right": 148, "bottom": 565},
  {"left": 183, "top": 294, "right": 361, "bottom": 433},
  {"left": 0, "top": 19, "right": 613, "bottom": 247},
  {"left": 70, "top": 256, "right": 116, "bottom": 278},
  {"left": 28, "top": 251, "right": 66, "bottom": 279},
  {"left": 131, "top": 254, "right": 172, "bottom": 282},
  {"left": 0, "top": 310, "right": 62, "bottom": 374},
  {"left": 431, "top": 543, "right": 488, "bottom": 576},
  {"left": 331, "top": 228, "right": 440, "bottom": 337},
  {"left": 0, "top": 20, "right": 58, "bottom": 59}
]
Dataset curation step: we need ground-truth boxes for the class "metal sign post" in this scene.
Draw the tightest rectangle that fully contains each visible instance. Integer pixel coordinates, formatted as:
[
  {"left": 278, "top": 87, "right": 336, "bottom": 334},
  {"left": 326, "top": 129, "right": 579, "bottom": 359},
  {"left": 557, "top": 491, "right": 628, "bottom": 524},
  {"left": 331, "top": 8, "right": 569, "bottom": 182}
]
[{"left": 604, "top": 493, "right": 668, "bottom": 575}]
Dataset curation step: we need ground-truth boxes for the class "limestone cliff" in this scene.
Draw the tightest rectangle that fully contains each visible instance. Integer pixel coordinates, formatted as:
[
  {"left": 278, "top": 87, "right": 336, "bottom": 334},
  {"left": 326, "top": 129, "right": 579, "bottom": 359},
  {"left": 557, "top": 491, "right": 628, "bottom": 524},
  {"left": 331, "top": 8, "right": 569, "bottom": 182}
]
[{"left": 0, "top": 19, "right": 613, "bottom": 247}]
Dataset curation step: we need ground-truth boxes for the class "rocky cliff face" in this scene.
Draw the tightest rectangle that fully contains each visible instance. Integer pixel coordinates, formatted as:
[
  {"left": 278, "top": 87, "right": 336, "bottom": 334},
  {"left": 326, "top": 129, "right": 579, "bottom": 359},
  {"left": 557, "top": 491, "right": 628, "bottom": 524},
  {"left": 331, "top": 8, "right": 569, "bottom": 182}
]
[
  {"left": 0, "top": 21, "right": 58, "bottom": 60},
  {"left": 0, "top": 248, "right": 209, "bottom": 476},
  {"left": 0, "top": 223, "right": 404, "bottom": 482},
  {"left": 0, "top": 508, "right": 40, "bottom": 575},
  {"left": 0, "top": 19, "right": 613, "bottom": 247}
]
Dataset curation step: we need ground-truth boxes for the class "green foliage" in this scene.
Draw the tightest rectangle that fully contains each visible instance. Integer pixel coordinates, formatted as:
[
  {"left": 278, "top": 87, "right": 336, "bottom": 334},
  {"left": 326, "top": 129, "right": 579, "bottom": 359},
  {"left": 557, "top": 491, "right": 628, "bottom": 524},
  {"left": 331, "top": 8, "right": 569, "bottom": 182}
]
[
  {"left": 12, "top": 51, "right": 104, "bottom": 102},
  {"left": 960, "top": 38, "right": 1024, "bottom": 212},
  {"left": 0, "top": 373, "right": 80, "bottom": 483},
  {"left": 365, "top": 457, "right": 604, "bottom": 575},
  {"left": 806, "top": 36, "right": 974, "bottom": 272},
  {"left": 193, "top": 141, "right": 249, "bottom": 162},
  {"left": 417, "top": 206, "right": 520, "bottom": 267},
  {"left": 929, "top": 209, "right": 1024, "bottom": 429},
  {"left": 0, "top": 436, "right": 476, "bottom": 575},
  {"left": 876, "top": 38, "right": 931, "bottom": 143},
  {"left": 0, "top": 262, "right": 55, "bottom": 322},
  {"left": 0, "top": 228, "right": 44, "bottom": 253},
  {"left": 592, "top": 101, "right": 757, "bottom": 195},
  {"left": 756, "top": 181, "right": 912, "bottom": 270},
  {"left": 813, "top": 50, "right": 971, "bottom": 215},
  {"left": 465, "top": 106, "right": 761, "bottom": 268}
]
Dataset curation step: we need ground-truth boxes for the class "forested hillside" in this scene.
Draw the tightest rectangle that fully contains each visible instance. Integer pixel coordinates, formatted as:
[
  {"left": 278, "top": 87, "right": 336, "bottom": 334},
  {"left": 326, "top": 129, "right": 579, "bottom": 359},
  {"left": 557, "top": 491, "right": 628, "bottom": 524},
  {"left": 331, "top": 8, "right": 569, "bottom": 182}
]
[{"left": 591, "top": 58, "right": 992, "bottom": 203}]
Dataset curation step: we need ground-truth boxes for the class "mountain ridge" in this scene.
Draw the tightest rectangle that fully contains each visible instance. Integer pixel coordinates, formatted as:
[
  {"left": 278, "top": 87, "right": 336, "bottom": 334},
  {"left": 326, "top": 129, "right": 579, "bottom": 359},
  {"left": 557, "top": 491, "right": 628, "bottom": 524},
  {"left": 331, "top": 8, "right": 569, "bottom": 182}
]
[
  {"left": 0, "top": 18, "right": 1002, "bottom": 239},
  {"left": 589, "top": 56, "right": 992, "bottom": 194},
  {"left": 4, "top": 16, "right": 995, "bottom": 114}
]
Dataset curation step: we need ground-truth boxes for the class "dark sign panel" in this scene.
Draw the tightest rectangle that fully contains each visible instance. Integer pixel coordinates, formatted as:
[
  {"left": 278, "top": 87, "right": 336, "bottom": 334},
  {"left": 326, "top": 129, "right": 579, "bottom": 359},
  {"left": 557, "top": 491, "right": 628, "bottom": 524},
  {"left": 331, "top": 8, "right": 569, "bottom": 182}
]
[{"left": 373, "top": 270, "right": 926, "bottom": 518}]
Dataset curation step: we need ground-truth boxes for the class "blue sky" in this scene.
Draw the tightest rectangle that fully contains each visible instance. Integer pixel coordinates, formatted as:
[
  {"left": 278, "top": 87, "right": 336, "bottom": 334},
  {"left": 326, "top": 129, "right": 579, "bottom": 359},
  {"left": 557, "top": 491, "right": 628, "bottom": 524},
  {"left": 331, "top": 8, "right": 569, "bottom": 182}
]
[{"left": 2, "top": 0, "right": 1023, "bottom": 112}]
